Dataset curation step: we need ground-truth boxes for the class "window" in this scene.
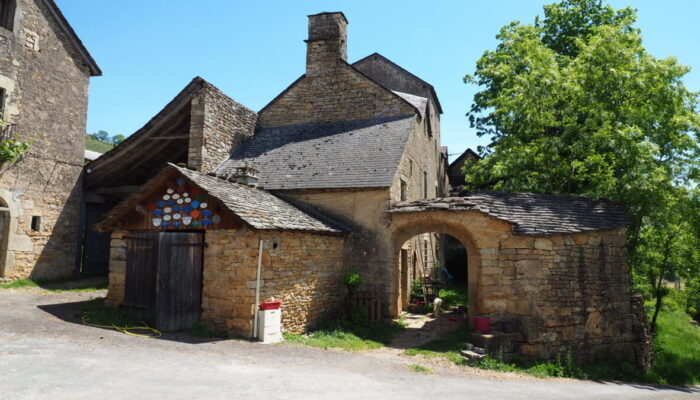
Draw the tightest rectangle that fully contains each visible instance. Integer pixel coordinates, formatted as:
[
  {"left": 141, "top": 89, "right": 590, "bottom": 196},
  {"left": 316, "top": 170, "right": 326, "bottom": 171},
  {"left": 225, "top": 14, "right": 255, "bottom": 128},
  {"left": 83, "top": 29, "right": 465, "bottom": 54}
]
[
  {"left": 423, "top": 171, "right": 428, "bottom": 199},
  {"left": 0, "top": 0, "right": 16, "bottom": 31},
  {"left": 408, "top": 159, "right": 413, "bottom": 176},
  {"left": 0, "top": 87, "right": 5, "bottom": 120},
  {"left": 30, "top": 216, "right": 41, "bottom": 231},
  {"left": 400, "top": 180, "right": 407, "bottom": 201},
  {"left": 425, "top": 107, "right": 433, "bottom": 137}
]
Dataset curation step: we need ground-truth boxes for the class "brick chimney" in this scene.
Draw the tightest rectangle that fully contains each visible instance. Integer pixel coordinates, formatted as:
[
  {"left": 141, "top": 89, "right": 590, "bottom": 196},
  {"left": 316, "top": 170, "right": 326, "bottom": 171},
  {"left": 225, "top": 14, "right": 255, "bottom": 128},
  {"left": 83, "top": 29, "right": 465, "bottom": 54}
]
[{"left": 305, "top": 12, "right": 348, "bottom": 77}]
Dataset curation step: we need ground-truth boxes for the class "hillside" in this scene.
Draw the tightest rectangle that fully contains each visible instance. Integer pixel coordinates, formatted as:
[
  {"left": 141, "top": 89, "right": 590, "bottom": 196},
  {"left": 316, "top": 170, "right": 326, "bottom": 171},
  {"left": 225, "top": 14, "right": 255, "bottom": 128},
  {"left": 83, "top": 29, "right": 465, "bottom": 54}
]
[{"left": 85, "top": 135, "right": 114, "bottom": 154}]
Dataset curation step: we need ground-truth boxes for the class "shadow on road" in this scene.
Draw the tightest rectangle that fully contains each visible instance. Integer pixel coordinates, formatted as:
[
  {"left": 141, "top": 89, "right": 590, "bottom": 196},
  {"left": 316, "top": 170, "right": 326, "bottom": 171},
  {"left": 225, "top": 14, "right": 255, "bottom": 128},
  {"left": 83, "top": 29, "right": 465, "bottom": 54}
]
[{"left": 37, "top": 298, "right": 235, "bottom": 345}]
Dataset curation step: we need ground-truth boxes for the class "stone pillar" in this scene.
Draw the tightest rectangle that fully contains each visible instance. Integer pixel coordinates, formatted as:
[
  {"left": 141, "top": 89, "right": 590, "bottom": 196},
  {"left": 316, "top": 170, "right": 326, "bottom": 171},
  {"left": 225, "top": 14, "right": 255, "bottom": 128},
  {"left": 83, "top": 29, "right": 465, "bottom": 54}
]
[{"left": 305, "top": 12, "right": 348, "bottom": 77}]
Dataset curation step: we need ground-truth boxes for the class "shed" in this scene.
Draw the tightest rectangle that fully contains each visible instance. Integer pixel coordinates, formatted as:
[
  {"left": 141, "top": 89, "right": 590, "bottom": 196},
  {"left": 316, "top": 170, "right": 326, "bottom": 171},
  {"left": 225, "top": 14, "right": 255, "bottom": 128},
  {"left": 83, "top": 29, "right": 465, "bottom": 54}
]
[{"left": 97, "top": 163, "right": 348, "bottom": 335}]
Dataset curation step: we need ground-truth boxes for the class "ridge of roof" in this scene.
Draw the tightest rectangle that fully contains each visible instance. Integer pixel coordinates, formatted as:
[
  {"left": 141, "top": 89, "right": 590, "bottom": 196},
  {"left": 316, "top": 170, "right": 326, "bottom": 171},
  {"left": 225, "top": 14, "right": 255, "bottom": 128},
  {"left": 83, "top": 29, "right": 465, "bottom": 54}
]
[
  {"left": 85, "top": 77, "right": 206, "bottom": 170},
  {"left": 448, "top": 148, "right": 481, "bottom": 169},
  {"left": 42, "top": 0, "right": 101, "bottom": 76},
  {"left": 389, "top": 191, "right": 629, "bottom": 236},
  {"left": 95, "top": 163, "right": 346, "bottom": 234},
  {"left": 352, "top": 52, "right": 442, "bottom": 114}
]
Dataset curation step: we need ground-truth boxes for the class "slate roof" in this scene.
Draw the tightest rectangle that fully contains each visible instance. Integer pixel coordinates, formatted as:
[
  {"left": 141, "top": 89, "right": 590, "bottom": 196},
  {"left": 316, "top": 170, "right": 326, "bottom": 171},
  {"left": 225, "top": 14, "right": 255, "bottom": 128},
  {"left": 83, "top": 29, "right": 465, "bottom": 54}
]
[
  {"left": 95, "top": 163, "right": 345, "bottom": 234},
  {"left": 393, "top": 91, "right": 427, "bottom": 118},
  {"left": 389, "top": 191, "right": 629, "bottom": 235},
  {"left": 216, "top": 115, "right": 416, "bottom": 190}
]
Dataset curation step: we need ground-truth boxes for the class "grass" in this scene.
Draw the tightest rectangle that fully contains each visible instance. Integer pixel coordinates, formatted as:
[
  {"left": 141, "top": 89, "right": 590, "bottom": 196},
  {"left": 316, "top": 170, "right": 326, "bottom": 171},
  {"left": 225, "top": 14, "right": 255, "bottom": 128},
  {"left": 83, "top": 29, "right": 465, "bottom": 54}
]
[
  {"left": 408, "top": 364, "right": 433, "bottom": 374},
  {"left": 85, "top": 135, "right": 114, "bottom": 154},
  {"left": 438, "top": 283, "right": 468, "bottom": 310},
  {"left": 81, "top": 298, "right": 143, "bottom": 328},
  {"left": 185, "top": 322, "right": 230, "bottom": 339},
  {"left": 403, "top": 305, "right": 700, "bottom": 385},
  {"left": 0, "top": 277, "right": 108, "bottom": 292},
  {"left": 284, "top": 318, "right": 404, "bottom": 351}
]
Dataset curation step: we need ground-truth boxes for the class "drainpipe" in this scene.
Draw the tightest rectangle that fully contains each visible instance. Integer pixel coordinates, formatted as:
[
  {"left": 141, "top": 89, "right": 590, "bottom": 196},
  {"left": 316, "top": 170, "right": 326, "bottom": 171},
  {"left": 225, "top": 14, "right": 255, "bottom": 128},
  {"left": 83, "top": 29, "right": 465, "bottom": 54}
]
[{"left": 252, "top": 239, "right": 264, "bottom": 339}]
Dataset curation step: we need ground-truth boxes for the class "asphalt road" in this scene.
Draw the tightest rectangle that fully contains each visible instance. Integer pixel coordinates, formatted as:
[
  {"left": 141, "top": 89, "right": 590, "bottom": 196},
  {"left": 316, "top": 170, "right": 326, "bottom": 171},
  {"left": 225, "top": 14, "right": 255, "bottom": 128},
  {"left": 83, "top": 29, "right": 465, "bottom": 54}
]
[{"left": 0, "top": 290, "right": 698, "bottom": 400}]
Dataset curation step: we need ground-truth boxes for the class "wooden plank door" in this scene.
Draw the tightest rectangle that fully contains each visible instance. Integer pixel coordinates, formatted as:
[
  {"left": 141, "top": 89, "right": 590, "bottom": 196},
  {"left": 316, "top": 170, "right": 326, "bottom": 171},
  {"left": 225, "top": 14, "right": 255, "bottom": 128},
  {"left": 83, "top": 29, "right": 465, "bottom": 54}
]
[
  {"left": 155, "top": 232, "right": 204, "bottom": 331},
  {"left": 123, "top": 232, "right": 159, "bottom": 321}
]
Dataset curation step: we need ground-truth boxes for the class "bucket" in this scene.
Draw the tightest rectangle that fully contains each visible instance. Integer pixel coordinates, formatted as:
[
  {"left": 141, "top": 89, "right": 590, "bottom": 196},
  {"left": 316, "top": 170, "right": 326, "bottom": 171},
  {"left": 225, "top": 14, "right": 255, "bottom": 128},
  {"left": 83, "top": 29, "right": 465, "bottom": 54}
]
[{"left": 474, "top": 316, "right": 490, "bottom": 333}]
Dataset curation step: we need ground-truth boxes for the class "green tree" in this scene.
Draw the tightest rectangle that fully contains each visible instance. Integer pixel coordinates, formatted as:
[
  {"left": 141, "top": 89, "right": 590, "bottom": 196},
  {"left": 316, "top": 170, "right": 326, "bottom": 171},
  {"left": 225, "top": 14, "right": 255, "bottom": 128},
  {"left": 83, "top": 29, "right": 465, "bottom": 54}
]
[
  {"left": 110, "top": 134, "right": 125, "bottom": 145},
  {"left": 90, "top": 130, "right": 110, "bottom": 142},
  {"left": 463, "top": 0, "right": 700, "bottom": 329}
]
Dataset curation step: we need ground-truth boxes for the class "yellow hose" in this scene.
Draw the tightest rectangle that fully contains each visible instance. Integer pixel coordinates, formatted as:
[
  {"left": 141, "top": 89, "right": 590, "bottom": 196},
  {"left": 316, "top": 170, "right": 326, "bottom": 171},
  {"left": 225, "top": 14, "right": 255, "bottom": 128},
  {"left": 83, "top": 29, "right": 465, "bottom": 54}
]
[{"left": 81, "top": 317, "right": 162, "bottom": 338}]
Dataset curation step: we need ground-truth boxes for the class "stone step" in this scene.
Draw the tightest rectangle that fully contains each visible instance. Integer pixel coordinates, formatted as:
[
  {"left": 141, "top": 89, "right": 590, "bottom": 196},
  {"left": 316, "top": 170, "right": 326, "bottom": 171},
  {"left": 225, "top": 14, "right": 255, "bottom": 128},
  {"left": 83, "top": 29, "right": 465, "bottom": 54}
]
[
  {"left": 460, "top": 349, "right": 485, "bottom": 360},
  {"left": 468, "top": 331, "right": 518, "bottom": 354}
]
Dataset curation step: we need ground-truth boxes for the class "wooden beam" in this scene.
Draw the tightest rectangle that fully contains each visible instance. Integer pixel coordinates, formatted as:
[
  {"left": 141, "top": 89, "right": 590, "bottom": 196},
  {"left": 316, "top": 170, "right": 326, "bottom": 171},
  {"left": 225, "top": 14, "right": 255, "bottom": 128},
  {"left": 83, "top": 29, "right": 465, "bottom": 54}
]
[
  {"left": 147, "top": 135, "right": 190, "bottom": 140},
  {"left": 96, "top": 186, "right": 140, "bottom": 195}
]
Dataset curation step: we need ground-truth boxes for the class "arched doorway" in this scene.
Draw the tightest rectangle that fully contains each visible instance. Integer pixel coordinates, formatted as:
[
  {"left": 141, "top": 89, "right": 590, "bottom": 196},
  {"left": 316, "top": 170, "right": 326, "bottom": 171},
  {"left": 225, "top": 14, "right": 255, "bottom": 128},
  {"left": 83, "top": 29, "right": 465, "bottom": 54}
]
[
  {"left": 396, "top": 232, "right": 468, "bottom": 313},
  {"left": 391, "top": 221, "right": 481, "bottom": 319}
]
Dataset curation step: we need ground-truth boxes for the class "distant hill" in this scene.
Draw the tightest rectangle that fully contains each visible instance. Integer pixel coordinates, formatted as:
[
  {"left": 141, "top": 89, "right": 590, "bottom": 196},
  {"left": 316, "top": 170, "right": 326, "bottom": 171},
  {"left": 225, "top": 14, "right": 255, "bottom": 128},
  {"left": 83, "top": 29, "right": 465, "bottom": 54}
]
[{"left": 85, "top": 135, "right": 114, "bottom": 154}]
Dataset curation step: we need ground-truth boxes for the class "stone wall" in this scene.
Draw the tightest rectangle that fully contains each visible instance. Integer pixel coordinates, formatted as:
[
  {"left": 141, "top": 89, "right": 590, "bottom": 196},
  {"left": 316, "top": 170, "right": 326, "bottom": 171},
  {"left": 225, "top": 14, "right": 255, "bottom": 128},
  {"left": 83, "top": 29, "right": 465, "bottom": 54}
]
[
  {"left": 188, "top": 82, "right": 257, "bottom": 174},
  {"left": 202, "top": 229, "right": 346, "bottom": 337},
  {"left": 389, "top": 210, "right": 650, "bottom": 366},
  {"left": 0, "top": 0, "right": 91, "bottom": 280},
  {"left": 257, "top": 63, "right": 416, "bottom": 129},
  {"left": 104, "top": 228, "right": 347, "bottom": 338}
]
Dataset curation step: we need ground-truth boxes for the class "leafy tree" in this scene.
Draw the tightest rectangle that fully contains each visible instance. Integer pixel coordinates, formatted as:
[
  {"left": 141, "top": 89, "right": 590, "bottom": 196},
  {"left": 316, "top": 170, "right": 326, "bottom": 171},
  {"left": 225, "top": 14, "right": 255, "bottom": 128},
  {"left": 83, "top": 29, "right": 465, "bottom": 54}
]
[
  {"left": 463, "top": 0, "right": 700, "bottom": 330},
  {"left": 90, "top": 130, "right": 110, "bottom": 142},
  {"left": 110, "top": 134, "right": 125, "bottom": 145}
]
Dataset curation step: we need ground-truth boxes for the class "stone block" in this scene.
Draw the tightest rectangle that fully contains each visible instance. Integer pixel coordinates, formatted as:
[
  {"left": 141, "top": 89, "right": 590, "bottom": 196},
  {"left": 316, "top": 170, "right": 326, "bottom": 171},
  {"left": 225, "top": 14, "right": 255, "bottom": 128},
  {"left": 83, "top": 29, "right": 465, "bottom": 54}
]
[
  {"left": 468, "top": 331, "right": 518, "bottom": 354},
  {"left": 534, "top": 238, "right": 553, "bottom": 250}
]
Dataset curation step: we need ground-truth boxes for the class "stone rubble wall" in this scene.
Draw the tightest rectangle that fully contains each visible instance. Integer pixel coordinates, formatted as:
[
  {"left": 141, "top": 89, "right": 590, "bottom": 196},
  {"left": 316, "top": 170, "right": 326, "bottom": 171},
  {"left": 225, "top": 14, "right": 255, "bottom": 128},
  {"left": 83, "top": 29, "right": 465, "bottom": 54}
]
[
  {"left": 257, "top": 62, "right": 416, "bottom": 129},
  {"left": 105, "top": 228, "right": 347, "bottom": 338},
  {"left": 389, "top": 211, "right": 650, "bottom": 366},
  {"left": 202, "top": 229, "right": 346, "bottom": 337},
  {"left": 0, "top": 0, "right": 91, "bottom": 280},
  {"left": 490, "top": 228, "right": 640, "bottom": 364},
  {"left": 187, "top": 83, "right": 257, "bottom": 174}
]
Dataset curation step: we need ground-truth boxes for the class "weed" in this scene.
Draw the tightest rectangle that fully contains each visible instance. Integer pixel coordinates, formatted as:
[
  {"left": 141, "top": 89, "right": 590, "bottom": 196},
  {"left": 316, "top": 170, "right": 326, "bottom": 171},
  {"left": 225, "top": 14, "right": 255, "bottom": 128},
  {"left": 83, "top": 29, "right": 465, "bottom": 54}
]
[
  {"left": 409, "top": 364, "right": 433, "bottom": 375},
  {"left": 0, "top": 277, "right": 107, "bottom": 292},
  {"left": 284, "top": 317, "right": 404, "bottom": 351}
]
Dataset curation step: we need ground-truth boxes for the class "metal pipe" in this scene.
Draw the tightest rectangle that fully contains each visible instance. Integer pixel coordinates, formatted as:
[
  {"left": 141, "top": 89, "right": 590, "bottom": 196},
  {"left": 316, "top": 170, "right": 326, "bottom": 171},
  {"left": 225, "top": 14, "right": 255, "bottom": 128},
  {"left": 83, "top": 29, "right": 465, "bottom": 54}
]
[{"left": 252, "top": 239, "right": 264, "bottom": 339}]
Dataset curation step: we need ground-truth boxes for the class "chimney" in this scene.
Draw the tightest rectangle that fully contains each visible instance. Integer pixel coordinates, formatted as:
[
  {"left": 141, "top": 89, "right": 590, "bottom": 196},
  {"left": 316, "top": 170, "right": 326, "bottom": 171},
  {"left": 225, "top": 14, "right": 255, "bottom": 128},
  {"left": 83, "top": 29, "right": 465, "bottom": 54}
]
[
  {"left": 305, "top": 12, "right": 348, "bottom": 77},
  {"left": 223, "top": 163, "right": 260, "bottom": 188}
]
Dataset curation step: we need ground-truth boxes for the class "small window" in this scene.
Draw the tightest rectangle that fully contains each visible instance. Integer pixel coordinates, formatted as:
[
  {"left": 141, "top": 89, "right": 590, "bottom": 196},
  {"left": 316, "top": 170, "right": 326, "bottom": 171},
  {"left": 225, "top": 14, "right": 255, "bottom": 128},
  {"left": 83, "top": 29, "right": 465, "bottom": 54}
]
[
  {"left": 400, "top": 180, "right": 407, "bottom": 201},
  {"left": 0, "top": 87, "right": 6, "bottom": 120},
  {"left": 423, "top": 171, "right": 428, "bottom": 199},
  {"left": 0, "top": 0, "right": 16, "bottom": 31},
  {"left": 408, "top": 159, "right": 413, "bottom": 176},
  {"left": 30, "top": 216, "right": 41, "bottom": 231},
  {"left": 426, "top": 108, "right": 433, "bottom": 137}
]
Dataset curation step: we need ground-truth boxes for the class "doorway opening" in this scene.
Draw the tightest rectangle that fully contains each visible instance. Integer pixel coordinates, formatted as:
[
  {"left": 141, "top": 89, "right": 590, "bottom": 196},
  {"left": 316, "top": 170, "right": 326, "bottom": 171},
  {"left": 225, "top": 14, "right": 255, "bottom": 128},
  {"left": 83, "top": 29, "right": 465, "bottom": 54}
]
[{"left": 123, "top": 231, "right": 204, "bottom": 331}]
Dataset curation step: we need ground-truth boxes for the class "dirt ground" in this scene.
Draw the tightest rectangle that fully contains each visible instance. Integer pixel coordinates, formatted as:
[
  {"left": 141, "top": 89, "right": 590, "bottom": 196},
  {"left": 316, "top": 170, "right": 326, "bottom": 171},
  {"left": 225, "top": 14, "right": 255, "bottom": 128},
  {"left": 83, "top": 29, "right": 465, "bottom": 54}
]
[{"left": 0, "top": 286, "right": 698, "bottom": 399}]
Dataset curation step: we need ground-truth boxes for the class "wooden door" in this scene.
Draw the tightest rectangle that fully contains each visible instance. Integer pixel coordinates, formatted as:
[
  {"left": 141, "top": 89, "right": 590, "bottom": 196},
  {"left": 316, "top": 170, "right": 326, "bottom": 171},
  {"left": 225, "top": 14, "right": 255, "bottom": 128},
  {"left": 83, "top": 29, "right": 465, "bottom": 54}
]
[
  {"left": 123, "top": 232, "right": 159, "bottom": 321},
  {"left": 83, "top": 202, "right": 114, "bottom": 276},
  {"left": 155, "top": 232, "right": 204, "bottom": 331}
]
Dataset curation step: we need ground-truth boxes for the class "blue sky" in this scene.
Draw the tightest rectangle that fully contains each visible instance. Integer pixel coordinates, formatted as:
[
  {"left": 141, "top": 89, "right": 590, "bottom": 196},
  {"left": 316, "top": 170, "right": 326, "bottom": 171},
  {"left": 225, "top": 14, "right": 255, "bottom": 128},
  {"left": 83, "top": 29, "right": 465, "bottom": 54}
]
[{"left": 57, "top": 0, "right": 700, "bottom": 162}]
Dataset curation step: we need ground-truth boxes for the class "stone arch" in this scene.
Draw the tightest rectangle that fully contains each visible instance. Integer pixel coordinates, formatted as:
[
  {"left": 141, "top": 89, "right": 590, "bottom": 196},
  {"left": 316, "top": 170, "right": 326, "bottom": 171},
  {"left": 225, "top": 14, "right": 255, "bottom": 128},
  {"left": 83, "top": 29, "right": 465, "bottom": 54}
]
[{"left": 390, "top": 216, "right": 482, "bottom": 319}]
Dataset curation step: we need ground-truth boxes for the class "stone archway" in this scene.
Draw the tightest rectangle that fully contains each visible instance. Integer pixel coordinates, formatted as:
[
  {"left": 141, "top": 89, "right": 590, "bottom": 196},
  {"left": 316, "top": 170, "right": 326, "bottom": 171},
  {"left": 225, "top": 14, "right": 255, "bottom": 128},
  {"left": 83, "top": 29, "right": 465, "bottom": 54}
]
[{"left": 390, "top": 218, "right": 483, "bottom": 319}]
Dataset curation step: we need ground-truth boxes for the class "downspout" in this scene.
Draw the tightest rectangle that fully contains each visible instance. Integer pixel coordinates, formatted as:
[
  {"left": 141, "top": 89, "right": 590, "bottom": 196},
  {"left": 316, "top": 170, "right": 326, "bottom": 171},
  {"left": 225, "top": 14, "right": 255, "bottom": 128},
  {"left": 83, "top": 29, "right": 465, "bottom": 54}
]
[{"left": 252, "top": 239, "right": 264, "bottom": 339}]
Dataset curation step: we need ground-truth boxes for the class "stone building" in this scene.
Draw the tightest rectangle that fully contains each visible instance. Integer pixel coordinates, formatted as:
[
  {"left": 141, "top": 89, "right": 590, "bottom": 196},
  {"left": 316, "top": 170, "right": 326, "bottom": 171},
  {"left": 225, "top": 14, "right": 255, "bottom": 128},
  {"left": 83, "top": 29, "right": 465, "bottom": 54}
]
[
  {"left": 0, "top": 0, "right": 100, "bottom": 280},
  {"left": 96, "top": 12, "right": 650, "bottom": 366}
]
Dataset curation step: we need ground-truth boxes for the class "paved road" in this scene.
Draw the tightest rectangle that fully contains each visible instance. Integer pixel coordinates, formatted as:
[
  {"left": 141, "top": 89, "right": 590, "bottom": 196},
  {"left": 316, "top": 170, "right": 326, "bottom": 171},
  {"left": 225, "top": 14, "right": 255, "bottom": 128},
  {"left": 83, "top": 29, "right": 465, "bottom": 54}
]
[{"left": 0, "top": 290, "right": 697, "bottom": 400}]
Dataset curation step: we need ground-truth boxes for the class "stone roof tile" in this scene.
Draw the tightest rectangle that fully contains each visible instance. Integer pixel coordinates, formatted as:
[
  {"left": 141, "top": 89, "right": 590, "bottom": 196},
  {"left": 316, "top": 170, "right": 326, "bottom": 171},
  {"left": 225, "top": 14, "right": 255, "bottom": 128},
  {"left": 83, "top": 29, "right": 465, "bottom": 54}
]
[
  {"left": 389, "top": 191, "right": 629, "bottom": 235},
  {"left": 216, "top": 115, "right": 416, "bottom": 190}
]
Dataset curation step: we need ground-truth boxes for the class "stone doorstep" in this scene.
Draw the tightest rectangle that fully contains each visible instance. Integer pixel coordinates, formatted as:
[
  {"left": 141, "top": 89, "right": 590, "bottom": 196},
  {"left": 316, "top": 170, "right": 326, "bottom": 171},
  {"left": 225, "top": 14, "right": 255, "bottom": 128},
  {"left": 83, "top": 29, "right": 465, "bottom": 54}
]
[{"left": 468, "top": 331, "right": 518, "bottom": 354}]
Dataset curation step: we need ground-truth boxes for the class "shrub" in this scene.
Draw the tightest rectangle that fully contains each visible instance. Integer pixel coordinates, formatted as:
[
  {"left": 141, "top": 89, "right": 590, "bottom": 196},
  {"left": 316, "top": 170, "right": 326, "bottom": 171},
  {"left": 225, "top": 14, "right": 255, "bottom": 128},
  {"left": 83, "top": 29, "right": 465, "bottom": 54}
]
[{"left": 343, "top": 271, "right": 361, "bottom": 295}]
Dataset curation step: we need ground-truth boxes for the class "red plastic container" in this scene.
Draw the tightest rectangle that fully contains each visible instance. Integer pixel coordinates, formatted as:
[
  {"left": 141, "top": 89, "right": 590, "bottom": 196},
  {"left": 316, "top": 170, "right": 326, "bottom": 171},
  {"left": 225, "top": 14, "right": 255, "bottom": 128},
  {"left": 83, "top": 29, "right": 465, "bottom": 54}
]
[
  {"left": 259, "top": 301, "right": 281, "bottom": 310},
  {"left": 474, "top": 316, "right": 490, "bottom": 333}
]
